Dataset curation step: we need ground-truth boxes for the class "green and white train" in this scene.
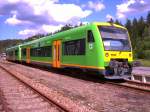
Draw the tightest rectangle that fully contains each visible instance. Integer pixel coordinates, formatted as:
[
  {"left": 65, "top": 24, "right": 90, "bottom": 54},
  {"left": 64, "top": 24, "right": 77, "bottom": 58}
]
[{"left": 6, "top": 22, "right": 133, "bottom": 79}]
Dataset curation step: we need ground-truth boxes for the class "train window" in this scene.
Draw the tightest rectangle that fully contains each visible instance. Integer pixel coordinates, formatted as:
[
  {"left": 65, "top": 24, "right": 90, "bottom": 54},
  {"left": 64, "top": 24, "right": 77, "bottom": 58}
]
[
  {"left": 41, "top": 46, "right": 52, "bottom": 57},
  {"left": 30, "top": 46, "right": 52, "bottom": 57},
  {"left": 31, "top": 48, "right": 38, "bottom": 57},
  {"left": 15, "top": 50, "right": 18, "bottom": 56},
  {"left": 87, "top": 30, "right": 95, "bottom": 43},
  {"left": 38, "top": 42, "right": 40, "bottom": 47},
  {"left": 8, "top": 51, "right": 13, "bottom": 57},
  {"left": 30, "top": 48, "right": 34, "bottom": 56},
  {"left": 22, "top": 49, "right": 26, "bottom": 56},
  {"left": 63, "top": 38, "right": 85, "bottom": 55}
]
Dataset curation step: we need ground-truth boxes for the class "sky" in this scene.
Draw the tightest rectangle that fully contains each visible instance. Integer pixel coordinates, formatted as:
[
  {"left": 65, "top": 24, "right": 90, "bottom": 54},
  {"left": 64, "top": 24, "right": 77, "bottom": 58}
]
[{"left": 0, "top": 0, "right": 150, "bottom": 40}]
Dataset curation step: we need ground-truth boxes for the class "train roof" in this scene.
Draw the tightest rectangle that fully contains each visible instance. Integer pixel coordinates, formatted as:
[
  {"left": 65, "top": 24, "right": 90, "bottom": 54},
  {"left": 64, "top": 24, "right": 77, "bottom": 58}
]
[
  {"left": 6, "top": 45, "right": 21, "bottom": 51},
  {"left": 7, "top": 22, "right": 126, "bottom": 49},
  {"left": 20, "top": 23, "right": 88, "bottom": 46}
]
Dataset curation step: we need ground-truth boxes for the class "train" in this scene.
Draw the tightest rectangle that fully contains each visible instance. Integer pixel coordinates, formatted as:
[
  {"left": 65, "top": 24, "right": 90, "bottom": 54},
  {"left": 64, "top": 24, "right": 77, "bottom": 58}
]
[{"left": 6, "top": 22, "right": 133, "bottom": 79}]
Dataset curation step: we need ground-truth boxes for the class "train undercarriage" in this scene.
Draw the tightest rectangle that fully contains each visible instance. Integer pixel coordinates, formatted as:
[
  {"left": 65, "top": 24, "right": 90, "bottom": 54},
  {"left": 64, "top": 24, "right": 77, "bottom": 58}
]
[{"left": 104, "top": 59, "right": 132, "bottom": 79}]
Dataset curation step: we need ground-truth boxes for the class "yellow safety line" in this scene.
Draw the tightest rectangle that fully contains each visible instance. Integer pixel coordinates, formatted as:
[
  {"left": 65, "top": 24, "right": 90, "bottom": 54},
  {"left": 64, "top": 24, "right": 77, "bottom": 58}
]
[
  {"left": 21, "top": 59, "right": 105, "bottom": 70},
  {"left": 30, "top": 60, "right": 52, "bottom": 64},
  {"left": 61, "top": 63, "right": 105, "bottom": 69}
]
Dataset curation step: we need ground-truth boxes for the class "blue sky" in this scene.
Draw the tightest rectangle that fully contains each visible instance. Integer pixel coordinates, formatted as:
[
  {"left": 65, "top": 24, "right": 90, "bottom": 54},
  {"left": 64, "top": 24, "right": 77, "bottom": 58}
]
[{"left": 0, "top": 0, "right": 150, "bottom": 40}]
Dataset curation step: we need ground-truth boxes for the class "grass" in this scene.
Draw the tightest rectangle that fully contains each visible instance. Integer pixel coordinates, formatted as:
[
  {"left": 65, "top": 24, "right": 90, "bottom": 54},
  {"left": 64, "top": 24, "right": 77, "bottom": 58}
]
[{"left": 136, "top": 59, "right": 150, "bottom": 67}]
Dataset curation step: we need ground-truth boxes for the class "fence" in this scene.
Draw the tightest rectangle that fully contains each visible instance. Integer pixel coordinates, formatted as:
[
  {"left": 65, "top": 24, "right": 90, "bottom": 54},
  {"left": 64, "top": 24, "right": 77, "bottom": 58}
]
[{"left": 131, "top": 74, "right": 150, "bottom": 83}]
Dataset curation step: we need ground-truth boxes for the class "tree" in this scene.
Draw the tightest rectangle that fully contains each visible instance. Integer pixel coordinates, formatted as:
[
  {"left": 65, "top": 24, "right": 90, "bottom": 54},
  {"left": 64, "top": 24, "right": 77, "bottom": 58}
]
[
  {"left": 79, "top": 22, "right": 83, "bottom": 26},
  {"left": 132, "top": 17, "right": 138, "bottom": 38},
  {"left": 0, "top": 39, "right": 23, "bottom": 53},
  {"left": 60, "top": 24, "right": 73, "bottom": 32},
  {"left": 130, "top": 18, "right": 138, "bottom": 49},
  {"left": 125, "top": 19, "right": 132, "bottom": 35},
  {"left": 143, "top": 26, "right": 149, "bottom": 38},
  {"left": 147, "top": 11, "right": 150, "bottom": 25},
  {"left": 25, "top": 34, "right": 45, "bottom": 42},
  {"left": 138, "top": 16, "right": 146, "bottom": 39},
  {"left": 107, "top": 18, "right": 114, "bottom": 23},
  {"left": 115, "top": 19, "right": 122, "bottom": 25}
]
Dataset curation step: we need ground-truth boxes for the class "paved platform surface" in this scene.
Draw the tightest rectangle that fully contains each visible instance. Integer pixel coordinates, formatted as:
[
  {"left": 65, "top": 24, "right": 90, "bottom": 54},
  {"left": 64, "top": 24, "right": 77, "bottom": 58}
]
[{"left": 132, "top": 67, "right": 150, "bottom": 76}]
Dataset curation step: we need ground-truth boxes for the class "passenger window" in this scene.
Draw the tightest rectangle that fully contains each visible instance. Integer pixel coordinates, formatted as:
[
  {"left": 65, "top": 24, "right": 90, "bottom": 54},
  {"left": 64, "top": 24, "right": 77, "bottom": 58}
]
[
  {"left": 63, "top": 38, "right": 85, "bottom": 55},
  {"left": 87, "top": 30, "right": 95, "bottom": 42}
]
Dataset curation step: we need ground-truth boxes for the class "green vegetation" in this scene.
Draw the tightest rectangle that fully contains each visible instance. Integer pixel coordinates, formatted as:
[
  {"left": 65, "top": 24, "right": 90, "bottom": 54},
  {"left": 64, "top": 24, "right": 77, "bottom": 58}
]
[
  {"left": 124, "top": 12, "right": 150, "bottom": 60},
  {"left": 0, "top": 39, "right": 23, "bottom": 53},
  {"left": 136, "top": 59, "right": 150, "bottom": 67}
]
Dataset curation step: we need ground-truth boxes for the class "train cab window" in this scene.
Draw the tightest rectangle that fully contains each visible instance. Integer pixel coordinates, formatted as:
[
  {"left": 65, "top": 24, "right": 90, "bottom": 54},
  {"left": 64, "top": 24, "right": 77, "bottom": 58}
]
[{"left": 87, "top": 30, "right": 95, "bottom": 43}]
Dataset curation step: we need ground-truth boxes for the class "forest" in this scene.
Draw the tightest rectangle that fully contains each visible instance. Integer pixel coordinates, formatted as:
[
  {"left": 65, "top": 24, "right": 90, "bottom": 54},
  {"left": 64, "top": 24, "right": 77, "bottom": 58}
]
[
  {"left": 124, "top": 11, "right": 150, "bottom": 60},
  {"left": 0, "top": 12, "right": 150, "bottom": 61}
]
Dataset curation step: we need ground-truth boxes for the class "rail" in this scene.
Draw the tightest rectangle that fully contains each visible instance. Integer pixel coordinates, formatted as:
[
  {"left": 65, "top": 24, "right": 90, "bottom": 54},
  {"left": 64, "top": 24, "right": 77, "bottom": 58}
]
[
  {"left": 0, "top": 62, "right": 95, "bottom": 112},
  {"left": 0, "top": 64, "right": 69, "bottom": 112}
]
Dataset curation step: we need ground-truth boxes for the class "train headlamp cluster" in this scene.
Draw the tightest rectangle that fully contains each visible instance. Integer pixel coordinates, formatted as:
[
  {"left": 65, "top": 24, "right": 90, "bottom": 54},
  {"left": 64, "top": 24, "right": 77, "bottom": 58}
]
[{"left": 105, "top": 53, "right": 109, "bottom": 57}]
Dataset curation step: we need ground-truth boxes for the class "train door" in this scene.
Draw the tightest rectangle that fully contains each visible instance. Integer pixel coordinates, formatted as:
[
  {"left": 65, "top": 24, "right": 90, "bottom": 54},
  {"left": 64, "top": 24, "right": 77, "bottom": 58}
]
[
  {"left": 52, "top": 40, "right": 61, "bottom": 68},
  {"left": 26, "top": 47, "right": 30, "bottom": 63}
]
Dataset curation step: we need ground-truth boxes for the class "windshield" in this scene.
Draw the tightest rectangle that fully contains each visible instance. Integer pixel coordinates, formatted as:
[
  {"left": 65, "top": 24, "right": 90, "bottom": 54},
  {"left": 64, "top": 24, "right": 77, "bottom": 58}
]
[{"left": 99, "top": 26, "right": 131, "bottom": 51}]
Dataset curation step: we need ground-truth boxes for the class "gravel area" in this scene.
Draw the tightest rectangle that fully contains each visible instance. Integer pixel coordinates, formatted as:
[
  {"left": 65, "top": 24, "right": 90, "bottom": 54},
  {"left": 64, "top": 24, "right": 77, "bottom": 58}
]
[
  {"left": 2, "top": 61, "right": 150, "bottom": 112},
  {"left": 0, "top": 67, "right": 63, "bottom": 112},
  {"left": 0, "top": 97, "right": 5, "bottom": 112}
]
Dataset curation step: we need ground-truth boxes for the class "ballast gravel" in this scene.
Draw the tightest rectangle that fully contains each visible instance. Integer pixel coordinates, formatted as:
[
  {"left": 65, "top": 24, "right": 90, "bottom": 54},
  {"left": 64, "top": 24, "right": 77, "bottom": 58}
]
[{"left": 1, "top": 61, "right": 150, "bottom": 112}]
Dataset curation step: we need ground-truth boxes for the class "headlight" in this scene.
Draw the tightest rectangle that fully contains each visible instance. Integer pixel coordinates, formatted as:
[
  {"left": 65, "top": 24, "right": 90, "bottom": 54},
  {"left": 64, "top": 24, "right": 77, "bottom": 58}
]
[
  {"left": 105, "top": 53, "right": 109, "bottom": 57},
  {"left": 129, "top": 53, "right": 132, "bottom": 57}
]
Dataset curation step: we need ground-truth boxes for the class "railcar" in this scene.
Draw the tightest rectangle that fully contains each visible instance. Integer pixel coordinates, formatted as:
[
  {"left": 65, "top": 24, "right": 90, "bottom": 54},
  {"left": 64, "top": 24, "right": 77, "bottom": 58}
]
[
  {"left": 6, "top": 22, "right": 133, "bottom": 79},
  {"left": 6, "top": 45, "right": 21, "bottom": 61}
]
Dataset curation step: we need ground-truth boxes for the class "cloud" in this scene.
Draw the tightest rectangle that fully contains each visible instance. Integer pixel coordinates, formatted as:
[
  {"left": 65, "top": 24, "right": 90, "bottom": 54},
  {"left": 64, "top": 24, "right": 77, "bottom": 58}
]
[
  {"left": 5, "top": 14, "right": 32, "bottom": 25},
  {"left": 18, "top": 29, "right": 37, "bottom": 36},
  {"left": 48, "top": 4, "right": 92, "bottom": 23},
  {"left": 5, "top": 15, "right": 22, "bottom": 25},
  {"left": 106, "top": 14, "right": 114, "bottom": 21},
  {"left": 18, "top": 24, "right": 63, "bottom": 37},
  {"left": 0, "top": 0, "right": 92, "bottom": 37},
  {"left": 42, "top": 24, "right": 63, "bottom": 33},
  {"left": 88, "top": 1, "right": 105, "bottom": 11},
  {"left": 116, "top": 0, "right": 150, "bottom": 19},
  {"left": 82, "top": 1, "right": 105, "bottom": 12}
]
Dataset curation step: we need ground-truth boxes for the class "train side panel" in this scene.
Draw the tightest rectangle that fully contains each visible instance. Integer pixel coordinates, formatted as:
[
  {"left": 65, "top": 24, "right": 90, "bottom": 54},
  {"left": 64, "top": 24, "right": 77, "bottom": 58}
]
[
  {"left": 29, "top": 41, "right": 53, "bottom": 65},
  {"left": 85, "top": 24, "right": 105, "bottom": 71},
  {"left": 61, "top": 27, "right": 87, "bottom": 68}
]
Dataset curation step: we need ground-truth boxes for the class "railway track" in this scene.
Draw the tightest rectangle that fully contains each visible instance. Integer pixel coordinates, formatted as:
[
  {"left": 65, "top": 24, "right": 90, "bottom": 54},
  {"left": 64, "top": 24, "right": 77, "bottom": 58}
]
[
  {"left": 0, "top": 97, "right": 5, "bottom": 112},
  {"left": 0, "top": 66, "right": 68, "bottom": 112},
  {"left": 0, "top": 61, "right": 95, "bottom": 112},
  {"left": 107, "top": 79, "right": 150, "bottom": 92},
  {"left": 2, "top": 61, "right": 150, "bottom": 92},
  {"left": 2, "top": 60, "right": 150, "bottom": 92},
  {"left": 0, "top": 61, "right": 150, "bottom": 111}
]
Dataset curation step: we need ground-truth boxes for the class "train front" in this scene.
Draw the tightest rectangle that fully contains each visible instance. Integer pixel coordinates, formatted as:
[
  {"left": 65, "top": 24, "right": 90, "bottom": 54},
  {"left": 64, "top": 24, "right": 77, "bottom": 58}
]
[{"left": 99, "top": 25, "right": 133, "bottom": 79}]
